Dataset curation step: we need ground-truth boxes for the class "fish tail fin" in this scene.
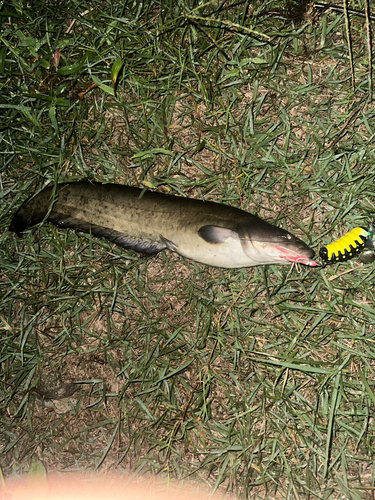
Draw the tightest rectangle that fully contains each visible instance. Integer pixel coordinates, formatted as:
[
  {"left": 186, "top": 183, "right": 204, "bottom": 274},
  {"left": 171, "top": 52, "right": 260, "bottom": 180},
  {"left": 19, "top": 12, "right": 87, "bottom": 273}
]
[{"left": 9, "top": 187, "right": 54, "bottom": 235}]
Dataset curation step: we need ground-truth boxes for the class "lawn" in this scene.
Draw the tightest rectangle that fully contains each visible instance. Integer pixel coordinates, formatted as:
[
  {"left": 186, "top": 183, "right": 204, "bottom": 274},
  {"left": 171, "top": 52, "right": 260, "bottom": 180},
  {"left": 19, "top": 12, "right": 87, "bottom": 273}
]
[{"left": 1, "top": 1, "right": 375, "bottom": 498}]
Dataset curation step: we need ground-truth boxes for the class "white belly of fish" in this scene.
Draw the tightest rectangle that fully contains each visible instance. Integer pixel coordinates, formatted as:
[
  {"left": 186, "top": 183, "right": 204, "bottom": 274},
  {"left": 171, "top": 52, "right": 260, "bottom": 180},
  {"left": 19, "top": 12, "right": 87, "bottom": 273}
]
[{"left": 163, "top": 231, "right": 282, "bottom": 268}]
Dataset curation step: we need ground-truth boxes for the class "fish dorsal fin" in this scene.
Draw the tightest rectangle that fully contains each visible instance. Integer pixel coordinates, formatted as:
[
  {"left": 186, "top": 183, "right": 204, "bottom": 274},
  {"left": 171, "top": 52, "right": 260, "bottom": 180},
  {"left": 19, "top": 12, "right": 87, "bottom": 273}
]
[{"left": 198, "top": 225, "right": 236, "bottom": 244}]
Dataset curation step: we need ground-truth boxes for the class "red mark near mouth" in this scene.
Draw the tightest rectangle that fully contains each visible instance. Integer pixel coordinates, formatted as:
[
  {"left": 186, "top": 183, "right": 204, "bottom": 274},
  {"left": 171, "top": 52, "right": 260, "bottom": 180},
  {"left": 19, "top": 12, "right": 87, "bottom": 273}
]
[{"left": 275, "top": 246, "right": 318, "bottom": 267}]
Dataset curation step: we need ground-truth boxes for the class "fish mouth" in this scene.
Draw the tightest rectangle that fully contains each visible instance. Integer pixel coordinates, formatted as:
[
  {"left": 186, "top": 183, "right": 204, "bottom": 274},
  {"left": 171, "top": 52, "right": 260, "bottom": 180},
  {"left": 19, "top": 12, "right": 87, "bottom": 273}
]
[{"left": 275, "top": 246, "right": 318, "bottom": 267}]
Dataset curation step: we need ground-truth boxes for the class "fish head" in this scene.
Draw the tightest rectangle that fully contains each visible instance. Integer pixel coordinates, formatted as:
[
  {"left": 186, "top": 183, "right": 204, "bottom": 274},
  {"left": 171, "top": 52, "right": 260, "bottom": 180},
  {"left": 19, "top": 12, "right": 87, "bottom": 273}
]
[{"left": 238, "top": 220, "right": 317, "bottom": 267}]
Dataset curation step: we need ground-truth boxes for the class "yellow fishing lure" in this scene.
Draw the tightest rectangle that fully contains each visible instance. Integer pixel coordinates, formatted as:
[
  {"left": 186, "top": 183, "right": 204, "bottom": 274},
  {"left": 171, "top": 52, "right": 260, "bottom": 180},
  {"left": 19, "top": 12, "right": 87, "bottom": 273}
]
[{"left": 320, "top": 227, "right": 368, "bottom": 264}]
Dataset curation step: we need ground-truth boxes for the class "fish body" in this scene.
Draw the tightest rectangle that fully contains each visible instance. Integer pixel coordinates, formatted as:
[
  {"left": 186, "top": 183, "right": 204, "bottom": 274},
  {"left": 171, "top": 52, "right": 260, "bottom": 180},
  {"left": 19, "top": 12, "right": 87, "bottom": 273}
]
[{"left": 10, "top": 182, "right": 317, "bottom": 268}]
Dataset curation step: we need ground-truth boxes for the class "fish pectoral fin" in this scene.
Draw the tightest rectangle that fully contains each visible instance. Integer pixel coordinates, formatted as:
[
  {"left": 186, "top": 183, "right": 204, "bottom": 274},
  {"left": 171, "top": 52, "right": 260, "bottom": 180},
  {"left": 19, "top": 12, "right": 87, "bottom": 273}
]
[
  {"left": 160, "top": 235, "right": 178, "bottom": 253},
  {"left": 198, "top": 225, "right": 235, "bottom": 244}
]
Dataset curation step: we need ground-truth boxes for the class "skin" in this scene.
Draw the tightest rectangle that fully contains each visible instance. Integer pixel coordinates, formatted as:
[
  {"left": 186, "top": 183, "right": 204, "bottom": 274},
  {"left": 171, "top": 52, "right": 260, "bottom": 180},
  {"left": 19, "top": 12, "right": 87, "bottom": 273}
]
[
  {"left": 10, "top": 182, "right": 317, "bottom": 268},
  {"left": 2, "top": 473, "right": 235, "bottom": 500}
]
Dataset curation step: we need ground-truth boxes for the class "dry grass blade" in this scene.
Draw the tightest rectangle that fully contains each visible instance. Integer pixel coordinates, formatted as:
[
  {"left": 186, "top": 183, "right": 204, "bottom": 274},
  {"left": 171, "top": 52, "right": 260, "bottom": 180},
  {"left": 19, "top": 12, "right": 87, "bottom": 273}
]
[
  {"left": 364, "top": 0, "right": 373, "bottom": 101},
  {"left": 343, "top": 0, "right": 355, "bottom": 90}
]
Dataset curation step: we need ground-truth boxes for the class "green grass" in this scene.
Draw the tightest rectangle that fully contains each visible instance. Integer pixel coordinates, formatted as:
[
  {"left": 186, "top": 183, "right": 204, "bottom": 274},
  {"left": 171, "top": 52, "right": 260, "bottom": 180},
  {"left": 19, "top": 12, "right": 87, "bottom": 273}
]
[{"left": 2, "top": 0, "right": 375, "bottom": 498}]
